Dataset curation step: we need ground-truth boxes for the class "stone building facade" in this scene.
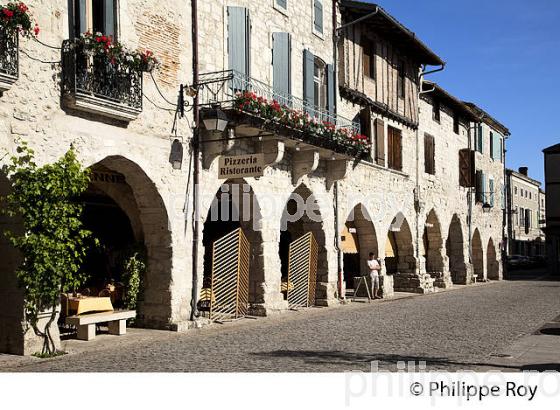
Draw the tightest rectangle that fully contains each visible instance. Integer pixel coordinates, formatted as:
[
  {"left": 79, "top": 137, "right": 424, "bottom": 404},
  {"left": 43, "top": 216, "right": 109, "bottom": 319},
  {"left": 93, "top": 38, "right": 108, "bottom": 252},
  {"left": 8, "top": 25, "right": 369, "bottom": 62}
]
[
  {"left": 505, "top": 167, "right": 546, "bottom": 257},
  {"left": 0, "top": 0, "right": 508, "bottom": 355},
  {"left": 543, "top": 144, "right": 560, "bottom": 276}
]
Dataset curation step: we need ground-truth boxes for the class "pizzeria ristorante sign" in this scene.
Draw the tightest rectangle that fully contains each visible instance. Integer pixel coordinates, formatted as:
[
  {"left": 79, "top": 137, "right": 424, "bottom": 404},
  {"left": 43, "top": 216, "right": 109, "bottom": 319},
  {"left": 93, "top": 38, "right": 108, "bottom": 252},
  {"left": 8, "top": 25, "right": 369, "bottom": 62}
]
[{"left": 218, "top": 153, "right": 265, "bottom": 179}]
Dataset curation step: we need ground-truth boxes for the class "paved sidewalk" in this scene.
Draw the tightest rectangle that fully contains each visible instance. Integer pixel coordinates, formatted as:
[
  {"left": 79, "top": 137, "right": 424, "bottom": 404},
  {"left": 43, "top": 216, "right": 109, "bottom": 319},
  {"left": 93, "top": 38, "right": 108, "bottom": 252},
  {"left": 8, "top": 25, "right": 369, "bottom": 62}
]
[{"left": 1, "top": 278, "right": 558, "bottom": 372}]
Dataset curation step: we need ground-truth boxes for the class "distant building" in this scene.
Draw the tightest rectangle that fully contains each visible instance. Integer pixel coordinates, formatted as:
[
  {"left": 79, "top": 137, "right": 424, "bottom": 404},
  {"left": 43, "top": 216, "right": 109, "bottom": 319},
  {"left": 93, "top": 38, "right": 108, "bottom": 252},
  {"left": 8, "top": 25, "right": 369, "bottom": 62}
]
[
  {"left": 543, "top": 144, "right": 560, "bottom": 276},
  {"left": 505, "top": 167, "right": 546, "bottom": 257}
]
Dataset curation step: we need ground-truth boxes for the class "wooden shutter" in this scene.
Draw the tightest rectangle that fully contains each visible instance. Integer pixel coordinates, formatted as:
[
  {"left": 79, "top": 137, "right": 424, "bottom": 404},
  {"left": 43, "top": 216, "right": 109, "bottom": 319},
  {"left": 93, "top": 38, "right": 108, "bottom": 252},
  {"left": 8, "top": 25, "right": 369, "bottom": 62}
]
[
  {"left": 475, "top": 170, "right": 483, "bottom": 202},
  {"left": 387, "top": 127, "right": 394, "bottom": 169},
  {"left": 327, "top": 64, "right": 335, "bottom": 117},
  {"left": 424, "top": 134, "right": 435, "bottom": 175},
  {"left": 303, "top": 49, "right": 314, "bottom": 112},
  {"left": 104, "top": 0, "right": 115, "bottom": 38},
  {"left": 395, "top": 129, "right": 402, "bottom": 170},
  {"left": 228, "top": 7, "right": 250, "bottom": 76},
  {"left": 273, "top": 32, "right": 291, "bottom": 97},
  {"left": 314, "top": 0, "right": 323, "bottom": 33},
  {"left": 481, "top": 172, "right": 487, "bottom": 203},
  {"left": 375, "top": 118, "right": 385, "bottom": 166},
  {"left": 489, "top": 179, "right": 494, "bottom": 206},
  {"left": 459, "top": 149, "right": 475, "bottom": 187}
]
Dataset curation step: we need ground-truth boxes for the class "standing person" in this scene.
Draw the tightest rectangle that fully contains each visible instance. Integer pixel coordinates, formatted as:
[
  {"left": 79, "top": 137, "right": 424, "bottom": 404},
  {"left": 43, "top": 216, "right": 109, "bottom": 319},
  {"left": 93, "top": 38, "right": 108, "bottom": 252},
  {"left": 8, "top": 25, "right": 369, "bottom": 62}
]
[{"left": 367, "top": 252, "right": 381, "bottom": 299}]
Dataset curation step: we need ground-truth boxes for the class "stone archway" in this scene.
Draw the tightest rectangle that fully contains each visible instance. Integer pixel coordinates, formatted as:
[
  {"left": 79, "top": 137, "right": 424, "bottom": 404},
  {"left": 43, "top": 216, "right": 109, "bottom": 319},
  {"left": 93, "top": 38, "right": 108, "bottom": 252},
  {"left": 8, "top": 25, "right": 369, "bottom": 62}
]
[
  {"left": 423, "top": 209, "right": 449, "bottom": 288},
  {"left": 487, "top": 238, "right": 500, "bottom": 280},
  {"left": 279, "top": 183, "right": 327, "bottom": 305},
  {"left": 386, "top": 213, "right": 419, "bottom": 292},
  {"left": 85, "top": 156, "right": 173, "bottom": 329},
  {"left": 342, "top": 203, "right": 379, "bottom": 289},
  {"left": 472, "top": 229, "right": 484, "bottom": 281},
  {"left": 446, "top": 214, "right": 468, "bottom": 284},
  {"left": 201, "top": 179, "right": 264, "bottom": 313}
]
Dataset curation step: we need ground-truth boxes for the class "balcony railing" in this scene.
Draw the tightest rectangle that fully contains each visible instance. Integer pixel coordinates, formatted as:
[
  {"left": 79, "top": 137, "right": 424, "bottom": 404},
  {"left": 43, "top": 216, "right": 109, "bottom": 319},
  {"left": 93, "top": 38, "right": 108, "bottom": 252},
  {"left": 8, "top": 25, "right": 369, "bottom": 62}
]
[
  {"left": 0, "top": 26, "right": 18, "bottom": 92},
  {"left": 197, "top": 70, "right": 367, "bottom": 157},
  {"left": 61, "top": 39, "right": 142, "bottom": 121}
]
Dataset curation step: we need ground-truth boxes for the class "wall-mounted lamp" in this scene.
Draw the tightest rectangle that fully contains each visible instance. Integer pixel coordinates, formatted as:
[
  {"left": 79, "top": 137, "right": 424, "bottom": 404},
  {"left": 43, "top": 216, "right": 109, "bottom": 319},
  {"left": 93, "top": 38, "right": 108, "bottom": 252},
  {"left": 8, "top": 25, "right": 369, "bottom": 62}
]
[
  {"left": 201, "top": 104, "right": 229, "bottom": 132},
  {"left": 170, "top": 139, "right": 184, "bottom": 170}
]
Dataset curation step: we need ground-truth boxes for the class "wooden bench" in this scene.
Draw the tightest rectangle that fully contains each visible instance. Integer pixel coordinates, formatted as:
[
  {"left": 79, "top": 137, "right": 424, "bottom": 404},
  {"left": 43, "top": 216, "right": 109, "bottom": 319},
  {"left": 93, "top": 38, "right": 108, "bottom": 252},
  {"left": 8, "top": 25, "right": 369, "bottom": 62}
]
[{"left": 65, "top": 310, "right": 136, "bottom": 341}]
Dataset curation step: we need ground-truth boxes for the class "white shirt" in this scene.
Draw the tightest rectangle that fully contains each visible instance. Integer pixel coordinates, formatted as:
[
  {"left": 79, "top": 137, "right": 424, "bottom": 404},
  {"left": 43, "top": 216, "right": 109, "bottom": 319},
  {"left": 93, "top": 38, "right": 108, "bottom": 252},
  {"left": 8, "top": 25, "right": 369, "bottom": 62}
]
[{"left": 367, "top": 259, "right": 380, "bottom": 276}]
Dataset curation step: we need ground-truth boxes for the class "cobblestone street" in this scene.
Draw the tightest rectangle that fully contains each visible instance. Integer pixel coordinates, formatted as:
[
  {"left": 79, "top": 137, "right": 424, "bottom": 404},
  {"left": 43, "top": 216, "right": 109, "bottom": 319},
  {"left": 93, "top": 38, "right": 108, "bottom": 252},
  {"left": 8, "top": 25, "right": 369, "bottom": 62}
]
[{"left": 3, "top": 277, "right": 560, "bottom": 372}]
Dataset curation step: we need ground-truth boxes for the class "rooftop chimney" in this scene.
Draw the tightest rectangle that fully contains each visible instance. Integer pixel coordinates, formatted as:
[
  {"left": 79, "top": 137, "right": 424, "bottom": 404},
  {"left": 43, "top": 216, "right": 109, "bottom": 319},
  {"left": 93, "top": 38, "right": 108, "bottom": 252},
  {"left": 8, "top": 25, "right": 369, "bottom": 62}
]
[{"left": 519, "top": 167, "right": 528, "bottom": 176}]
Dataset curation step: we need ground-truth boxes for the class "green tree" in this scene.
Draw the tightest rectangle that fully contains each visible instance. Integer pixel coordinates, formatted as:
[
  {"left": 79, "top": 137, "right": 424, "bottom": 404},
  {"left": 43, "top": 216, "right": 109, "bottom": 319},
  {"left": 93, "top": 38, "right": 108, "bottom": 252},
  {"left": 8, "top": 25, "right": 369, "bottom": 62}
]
[{"left": 1, "top": 142, "right": 94, "bottom": 355}]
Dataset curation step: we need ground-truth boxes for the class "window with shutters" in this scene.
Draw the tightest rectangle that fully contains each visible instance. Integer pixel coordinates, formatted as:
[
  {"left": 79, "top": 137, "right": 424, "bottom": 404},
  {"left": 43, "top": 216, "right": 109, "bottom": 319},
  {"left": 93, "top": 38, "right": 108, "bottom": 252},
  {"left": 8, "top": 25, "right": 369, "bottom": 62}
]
[
  {"left": 453, "top": 114, "right": 459, "bottom": 134},
  {"left": 313, "top": 0, "right": 323, "bottom": 35},
  {"left": 397, "top": 60, "right": 405, "bottom": 98},
  {"left": 387, "top": 126, "right": 402, "bottom": 171},
  {"left": 424, "top": 133, "right": 435, "bottom": 175},
  {"left": 313, "top": 57, "right": 327, "bottom": 111},
  {"left": 362, "top": 39, "right": 376, "bottom": 80},
  {"left": 490, "top": 131, "right": 495, "bottom": 159},
  {"left": 432, "top": 100, "right": 440, "bottom": 123},
  {"left": 72, "top": 0, "right": 117, "bottom": 39}
]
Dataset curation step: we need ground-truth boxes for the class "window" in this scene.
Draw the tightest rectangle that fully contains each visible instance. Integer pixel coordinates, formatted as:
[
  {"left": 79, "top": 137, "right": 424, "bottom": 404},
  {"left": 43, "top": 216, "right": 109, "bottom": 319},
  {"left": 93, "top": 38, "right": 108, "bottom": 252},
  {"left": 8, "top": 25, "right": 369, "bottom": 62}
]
[
  {"left": 432, "top": 99, "right": 440, "bottom": 123},
  {"left": 453, "top": 114, "right": 459, "bottom": 134},
  {"left": 387, "top": 126, "right": 402, "bottom": 171},
  {"left": 313, "top": 0, "right": 323, "bottom": 35},
  {"left": 529, "top": 192, "right": 532, "bottom": 200},
  {"left": 313, "top": 58, "right": 327, "bottom": 111},
  {"left": 424, "top": 133, "right": 435, "bottom": 175},
  {"left": 397, "top": 60, "right": 405, "bottom": 98},
  {"left": 275, "top": 0, "right": 288, "bottom": 11},
  {"left": 72, "top": 0, "right": 116, "bottom": 38},
  {"left": 475, "top": 124, "right": 483, "bottom": 153},
  {"left": 362, "top": 39, "right": 376, "bottom": 79},
  {"left": 489, "top": 178, "right": 495, "bottom": 207},
  {"left": 514, "top": 186, "right": 518, "bottom": 195},
  {"left": 489, "top": 131, "right": 494, "bottom": 158},
  {"left": 475, "top": 170, "right": 485, "bottom": 203},
  {"left": 375, "top": 118, "right": 385, "bottom": 166}
]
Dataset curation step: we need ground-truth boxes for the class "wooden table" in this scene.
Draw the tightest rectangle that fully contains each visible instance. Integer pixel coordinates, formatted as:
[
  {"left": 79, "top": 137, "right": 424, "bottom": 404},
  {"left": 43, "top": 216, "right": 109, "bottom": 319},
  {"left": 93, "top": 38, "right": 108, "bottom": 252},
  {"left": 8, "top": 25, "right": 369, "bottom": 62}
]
[{"left": 67, "top": 296, "right": 114, "bottom": 315}]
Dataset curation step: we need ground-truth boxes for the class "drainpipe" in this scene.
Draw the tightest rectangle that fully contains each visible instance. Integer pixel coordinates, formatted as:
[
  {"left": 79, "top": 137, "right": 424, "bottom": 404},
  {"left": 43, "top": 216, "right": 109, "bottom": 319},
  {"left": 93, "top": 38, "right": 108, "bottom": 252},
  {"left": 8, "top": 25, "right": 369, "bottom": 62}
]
[
  {"left": 415, "top": 64, "right": 445, "bottom": 268},
  {"left": 332, "top": 1, "right": 343, "bottom": 299},
  {"left": 190, "top": 0, "right": 200, "bottom": 321}
]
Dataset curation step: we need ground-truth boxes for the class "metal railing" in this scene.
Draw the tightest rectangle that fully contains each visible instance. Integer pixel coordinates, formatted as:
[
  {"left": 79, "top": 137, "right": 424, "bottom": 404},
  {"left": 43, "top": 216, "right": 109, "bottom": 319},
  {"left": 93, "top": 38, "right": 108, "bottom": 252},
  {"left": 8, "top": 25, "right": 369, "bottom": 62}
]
[
  {"left": 197, "top": 69, "right": 359, "bottom": 134},
  {"left": 62, "top": 39, "right": 142, "bottom": 110},
  {"left": 0, "top": 26, "right": 18, "bottom": 79}
]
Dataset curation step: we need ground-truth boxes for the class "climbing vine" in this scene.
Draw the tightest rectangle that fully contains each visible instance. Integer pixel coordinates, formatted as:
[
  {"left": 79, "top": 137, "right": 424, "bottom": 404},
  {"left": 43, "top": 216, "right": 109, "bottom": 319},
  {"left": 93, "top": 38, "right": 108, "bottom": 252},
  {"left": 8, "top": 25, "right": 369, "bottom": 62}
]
[{"left": 1, "top": 142, "right": 94, "bottom": 356}]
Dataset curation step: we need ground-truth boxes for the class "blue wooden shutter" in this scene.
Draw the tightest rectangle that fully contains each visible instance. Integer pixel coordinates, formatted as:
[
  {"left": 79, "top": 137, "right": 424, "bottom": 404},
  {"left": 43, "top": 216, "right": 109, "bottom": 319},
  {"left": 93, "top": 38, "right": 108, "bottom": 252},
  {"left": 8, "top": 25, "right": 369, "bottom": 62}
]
[
  {"left": 276, "top": 0, "right": 287, "bottom": 9},
  {"left": 327, "top": 63, "right": 334, "bottom": 118},
  {"left": 482, "top": 172, "right": 487, "bottom": 203},
  {"left": 303, "top": 49, "right": 315, "bottom": 112},
  {"left": 273, "top": 33, "right": 291, "bottom": 99},
  {"left": 489, "top": 178, "right": 494, "bottom": 206},
  {"left": 104, "top": 0, "right": 115, "bottom": 38},
  {"left": 314, "top": 1, "right": 323, "bottom": 34},
  {"left": 228, "top": 7, "right": 250, "bottom": 77}
]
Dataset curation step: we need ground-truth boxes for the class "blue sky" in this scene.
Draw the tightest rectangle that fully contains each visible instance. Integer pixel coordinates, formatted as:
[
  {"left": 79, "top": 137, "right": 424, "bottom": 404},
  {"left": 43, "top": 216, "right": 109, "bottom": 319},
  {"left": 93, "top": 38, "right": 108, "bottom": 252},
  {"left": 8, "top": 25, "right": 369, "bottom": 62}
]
[{"left": 367, "top": 0, "right": 559, "bottom": 184}]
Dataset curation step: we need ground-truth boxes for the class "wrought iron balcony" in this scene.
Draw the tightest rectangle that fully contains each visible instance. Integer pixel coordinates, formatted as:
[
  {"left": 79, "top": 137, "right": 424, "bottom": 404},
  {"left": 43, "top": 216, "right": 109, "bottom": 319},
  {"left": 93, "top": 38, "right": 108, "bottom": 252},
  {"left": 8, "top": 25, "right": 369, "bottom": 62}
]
[
  {"left": 196, "top": 70, "right": 368, "bottom": 157},
  {"left": 0, "top": 26, "right": 18, "bottom": 92},
  {"left": 61, "top": 39, "right": 142, "bottom": 121}
]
